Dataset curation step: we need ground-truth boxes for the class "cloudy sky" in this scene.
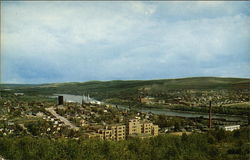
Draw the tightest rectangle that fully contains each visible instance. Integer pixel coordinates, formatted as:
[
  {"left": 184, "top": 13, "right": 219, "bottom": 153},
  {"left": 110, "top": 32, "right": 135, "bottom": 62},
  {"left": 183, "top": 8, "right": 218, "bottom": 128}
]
[{"left": 1, "top": 1, "right": 250, "bottom": 83}]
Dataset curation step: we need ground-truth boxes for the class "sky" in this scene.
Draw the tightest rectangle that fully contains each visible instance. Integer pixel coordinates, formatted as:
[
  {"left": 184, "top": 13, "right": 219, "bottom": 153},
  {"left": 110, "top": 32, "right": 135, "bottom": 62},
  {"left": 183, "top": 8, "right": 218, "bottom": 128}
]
[{"left": 1, "top": 1, "right": 250, "bottom": 84}]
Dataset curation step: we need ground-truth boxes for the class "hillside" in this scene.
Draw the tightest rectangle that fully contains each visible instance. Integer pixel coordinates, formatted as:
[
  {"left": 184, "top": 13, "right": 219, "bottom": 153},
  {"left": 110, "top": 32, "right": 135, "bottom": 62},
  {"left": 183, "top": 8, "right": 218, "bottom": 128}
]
[{"left": 2, "top": 77, "right": 249, "bottom": 100}]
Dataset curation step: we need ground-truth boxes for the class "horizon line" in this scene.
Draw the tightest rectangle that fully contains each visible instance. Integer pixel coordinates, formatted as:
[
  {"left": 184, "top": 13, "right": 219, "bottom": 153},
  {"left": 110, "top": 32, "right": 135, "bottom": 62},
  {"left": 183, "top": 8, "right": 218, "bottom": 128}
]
[{"left": 1, "top": 76, "right": 250, "bottom": 85}]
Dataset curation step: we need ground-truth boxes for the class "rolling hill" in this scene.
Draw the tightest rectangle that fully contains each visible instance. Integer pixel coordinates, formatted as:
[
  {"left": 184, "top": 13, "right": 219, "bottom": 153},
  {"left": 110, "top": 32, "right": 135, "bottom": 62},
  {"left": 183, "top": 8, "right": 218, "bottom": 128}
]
[{"left": 1, "top": 77, "right": 249, "bottom": 101}]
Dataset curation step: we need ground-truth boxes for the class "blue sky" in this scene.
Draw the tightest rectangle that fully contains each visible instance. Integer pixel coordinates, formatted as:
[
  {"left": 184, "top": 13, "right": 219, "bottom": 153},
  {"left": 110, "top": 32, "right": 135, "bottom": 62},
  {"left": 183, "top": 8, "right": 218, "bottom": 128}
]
[{"left": 1, "top": 1, "right": 250, "bottom": 83}]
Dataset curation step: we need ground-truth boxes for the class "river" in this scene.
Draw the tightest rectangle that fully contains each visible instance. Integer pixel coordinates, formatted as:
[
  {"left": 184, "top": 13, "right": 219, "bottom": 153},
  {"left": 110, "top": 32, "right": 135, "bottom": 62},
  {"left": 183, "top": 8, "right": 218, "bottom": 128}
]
[
  {"left": 53, "top": 94, "right": 247, "bottom": 122},
  {"left": 52, "top": 94, "right": 103, "bottom": 104}
]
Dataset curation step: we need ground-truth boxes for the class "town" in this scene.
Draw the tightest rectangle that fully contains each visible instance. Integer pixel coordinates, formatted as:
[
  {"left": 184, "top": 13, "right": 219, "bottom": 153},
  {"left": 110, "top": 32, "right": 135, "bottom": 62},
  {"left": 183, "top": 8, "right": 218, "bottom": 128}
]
[
  {"left": 0, "top": 91, "right": 247, "bottom": 140},
  {"left": 2, "top": 1, "right": 250, "bottom": 159},
  {"left": 0, "top": 79, "right": 249, "bottom": 160}
]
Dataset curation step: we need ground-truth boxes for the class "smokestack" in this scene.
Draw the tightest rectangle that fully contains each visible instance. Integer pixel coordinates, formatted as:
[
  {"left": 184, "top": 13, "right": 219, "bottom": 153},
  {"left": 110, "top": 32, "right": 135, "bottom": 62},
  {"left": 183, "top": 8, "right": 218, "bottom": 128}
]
[
  {"left": 208, "top": 100, "right": 212, "bottom": 128},
  {"left": 58, "top": 96, "right": 64, "bottom": 105}
]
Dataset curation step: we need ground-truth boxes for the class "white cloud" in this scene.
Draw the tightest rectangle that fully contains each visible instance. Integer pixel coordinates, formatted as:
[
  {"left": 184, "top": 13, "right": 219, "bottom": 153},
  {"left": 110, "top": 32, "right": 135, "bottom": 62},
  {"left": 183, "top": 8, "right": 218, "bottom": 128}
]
[{"left": 1, "top": 1, "right": 250, "bottom": 83}]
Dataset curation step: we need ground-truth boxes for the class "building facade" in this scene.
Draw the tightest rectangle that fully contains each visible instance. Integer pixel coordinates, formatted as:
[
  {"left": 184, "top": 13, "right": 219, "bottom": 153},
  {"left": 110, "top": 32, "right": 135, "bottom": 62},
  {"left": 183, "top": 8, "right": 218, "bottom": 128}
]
[
  {"left": 127, "top": 119, "right": 159, "bottom": 137},
  {"left": 84, "top": 119, "right": 159, "bottom": 141},
  {"left": 98, "top": 124, "right": 126, "bottom": 141},
  {"left": 127, "top": 119, "right": 142, "bottom": 135}
]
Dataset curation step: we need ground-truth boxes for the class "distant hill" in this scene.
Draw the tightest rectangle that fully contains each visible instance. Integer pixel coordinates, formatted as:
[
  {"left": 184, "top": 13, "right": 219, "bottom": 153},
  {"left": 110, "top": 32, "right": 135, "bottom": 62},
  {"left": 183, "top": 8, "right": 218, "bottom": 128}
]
[
  {"left": 1, "top": 84, "right": 40, "bottom": 88},
  {"left": 1, "top": 77, "right": 249, "bottom": 100}
]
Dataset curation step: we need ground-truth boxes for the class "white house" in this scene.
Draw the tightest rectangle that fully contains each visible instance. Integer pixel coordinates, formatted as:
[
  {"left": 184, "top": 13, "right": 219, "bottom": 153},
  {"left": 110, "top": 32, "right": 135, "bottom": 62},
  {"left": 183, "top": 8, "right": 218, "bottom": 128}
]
[
  {"left": 219, "top": 125, "right": 240, "bottom": 131},
  {"left": 14, "top": 93, "right": 24, "bottom": 96}
]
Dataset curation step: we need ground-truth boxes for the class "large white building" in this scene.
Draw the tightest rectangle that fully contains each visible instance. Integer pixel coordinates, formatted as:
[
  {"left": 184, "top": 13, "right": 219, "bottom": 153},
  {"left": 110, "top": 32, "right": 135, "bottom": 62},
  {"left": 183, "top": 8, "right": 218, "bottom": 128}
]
[{"left": 219, "top": 125, "right": 240, "bottom": 131}]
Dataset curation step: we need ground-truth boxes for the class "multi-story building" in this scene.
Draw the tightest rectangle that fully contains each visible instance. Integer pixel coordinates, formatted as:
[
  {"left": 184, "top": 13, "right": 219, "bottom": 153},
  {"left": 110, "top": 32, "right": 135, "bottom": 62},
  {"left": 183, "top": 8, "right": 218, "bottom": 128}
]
[
  {"left": 98, "top": 128, "right": 112, "bottom": 140},
  {"left": 127, "top": 119, "right": 142, "bottom": 135},
  {"left": 98, "top": 124, "right": 126, "bottom": 141},
  {"left": 111, "top": 125, "right": 126, "bottom": 141},
  {"left": 84, "top": 119, "right": 158, "bottom": 141},
  {"left": 141, "top": 122, "right": 153, "bottom": 134},
  {"left": 127, "top": 119, "right": 159, "bottom": 137},
  {"left": 151, "top": 125, "right": 159, "bottom": 136}
]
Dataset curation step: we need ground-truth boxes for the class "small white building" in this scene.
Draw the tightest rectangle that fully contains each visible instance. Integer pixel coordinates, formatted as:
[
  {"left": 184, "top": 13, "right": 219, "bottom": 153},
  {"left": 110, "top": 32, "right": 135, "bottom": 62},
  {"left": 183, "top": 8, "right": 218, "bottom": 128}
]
[
  {"left": 14, "top": 93, "right": 24, "bottom": 96},
  {"left": 220, "top": 125, "right": 240, "bottom": 131}
]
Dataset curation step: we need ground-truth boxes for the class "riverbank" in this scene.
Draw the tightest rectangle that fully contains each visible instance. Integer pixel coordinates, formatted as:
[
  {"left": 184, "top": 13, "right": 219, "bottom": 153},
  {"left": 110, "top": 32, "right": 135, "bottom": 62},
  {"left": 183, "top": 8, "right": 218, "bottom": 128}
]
[
  {"left": 103, "top": 98, "right": 250, "bottom": 117},
  {"left": 130, "top": 104, "right": 249, "bottom": 119},
  {"left": 52, "top": 94, "right": 248, "bottom": 122}
]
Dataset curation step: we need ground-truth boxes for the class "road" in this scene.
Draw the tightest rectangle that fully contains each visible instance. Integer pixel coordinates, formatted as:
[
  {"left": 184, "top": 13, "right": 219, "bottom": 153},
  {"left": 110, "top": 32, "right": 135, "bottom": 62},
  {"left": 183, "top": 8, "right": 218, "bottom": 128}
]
[{"left": 45, "top": 107, "right": 79, "bottom": 131}]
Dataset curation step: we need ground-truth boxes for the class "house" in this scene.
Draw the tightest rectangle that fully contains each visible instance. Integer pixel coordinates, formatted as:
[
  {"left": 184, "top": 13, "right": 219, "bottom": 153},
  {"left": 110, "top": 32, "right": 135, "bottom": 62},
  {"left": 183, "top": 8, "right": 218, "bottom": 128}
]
[
  {"left": 140, "top": 97, "right": 156, "bottom": 104},
  {"left": 158, "top": 100, "right": 165, "bottom": 104}
]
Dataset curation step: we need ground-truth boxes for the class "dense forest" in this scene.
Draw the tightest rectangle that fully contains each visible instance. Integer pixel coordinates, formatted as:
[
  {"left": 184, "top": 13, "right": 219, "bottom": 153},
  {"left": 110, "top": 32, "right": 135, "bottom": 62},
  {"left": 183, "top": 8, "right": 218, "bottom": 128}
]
[{"left": 0, "top": 128, "right": 249, "bottom": 160}]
